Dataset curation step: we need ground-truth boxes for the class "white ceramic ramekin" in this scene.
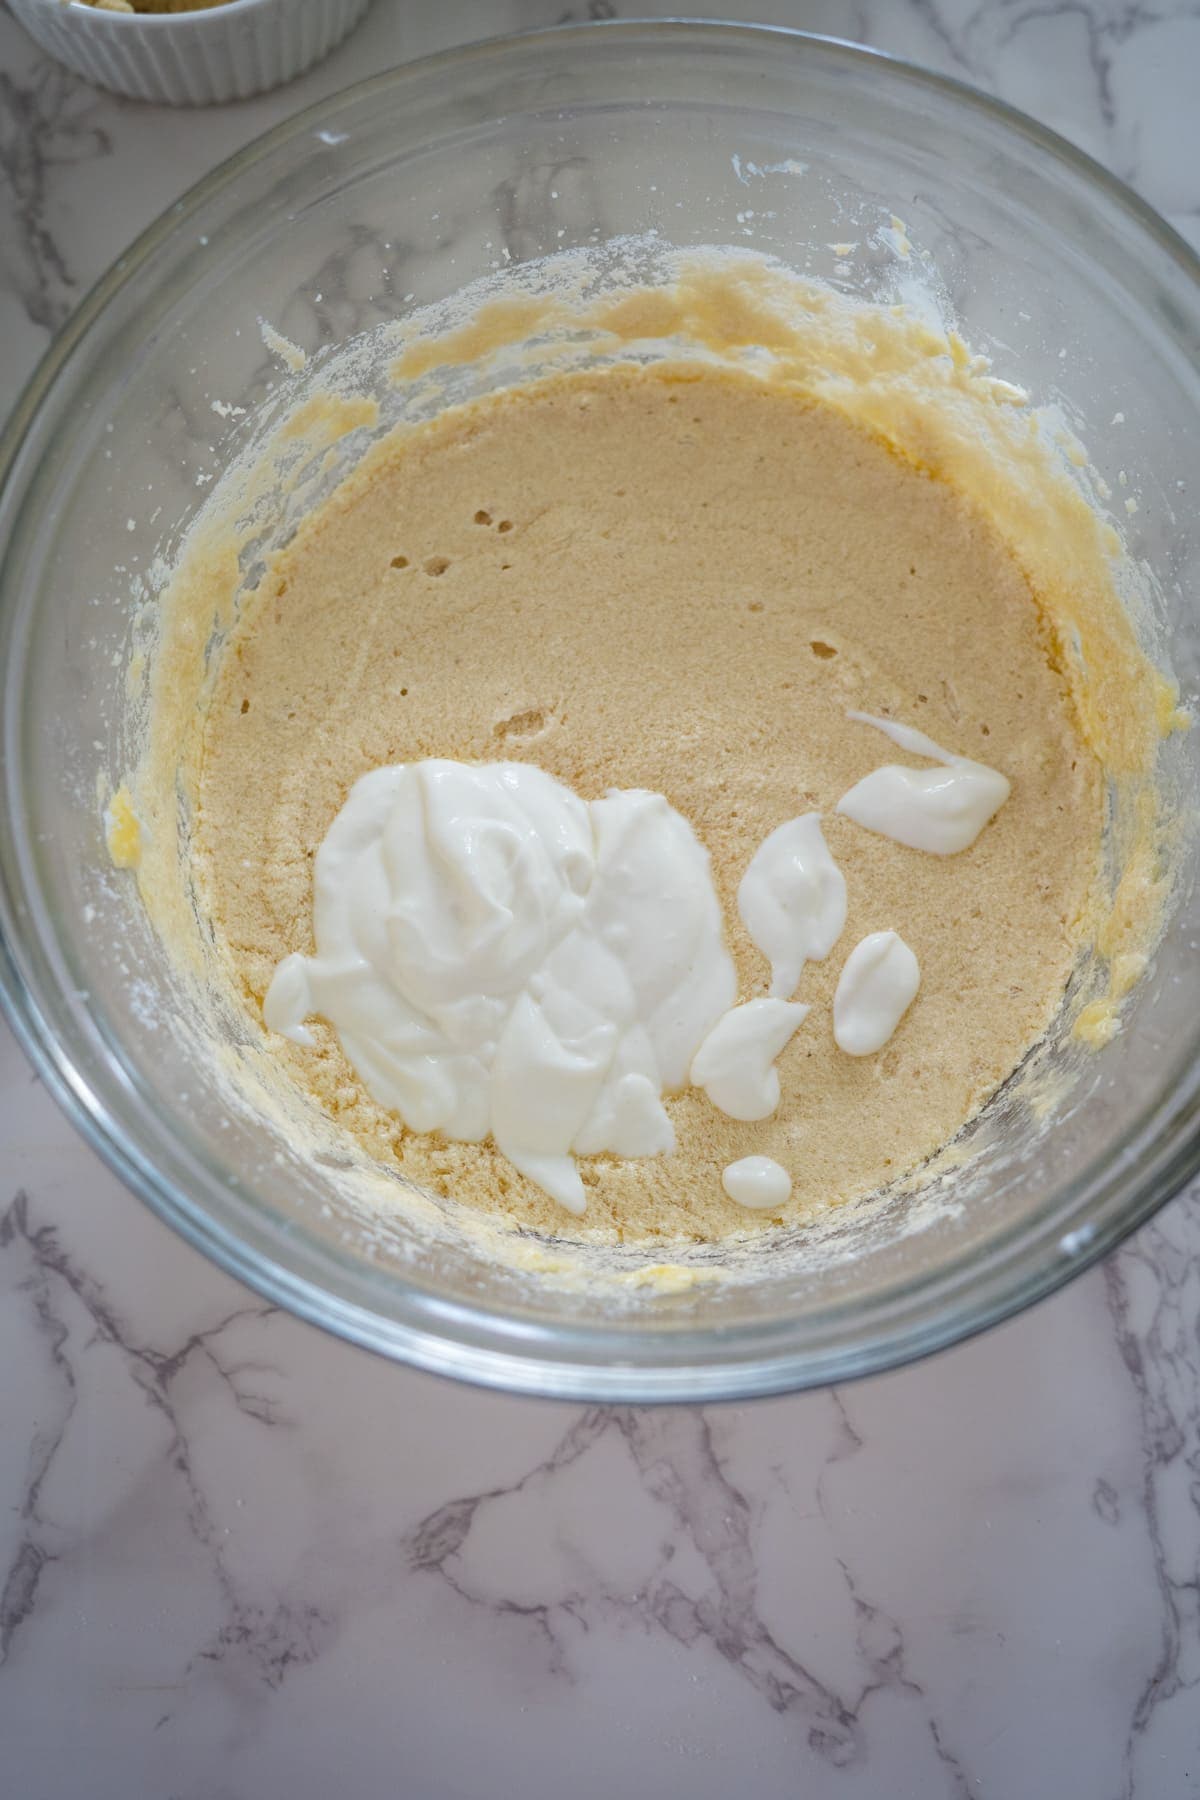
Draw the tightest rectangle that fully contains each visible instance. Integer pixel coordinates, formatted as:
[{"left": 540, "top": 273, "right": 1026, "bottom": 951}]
[{"left": 7, "top": 0, "right": 372, "bottom": 105}]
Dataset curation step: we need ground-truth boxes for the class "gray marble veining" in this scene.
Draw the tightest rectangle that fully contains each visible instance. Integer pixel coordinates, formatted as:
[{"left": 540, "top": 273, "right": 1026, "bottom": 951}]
[{"left": 1, "top": 2, "right": 1199, "bottom": 1795}]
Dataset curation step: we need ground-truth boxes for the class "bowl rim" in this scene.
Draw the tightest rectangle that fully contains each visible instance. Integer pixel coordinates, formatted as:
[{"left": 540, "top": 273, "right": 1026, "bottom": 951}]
[{"left": 2, "top": 17, "right": 1199, "bottom": 1402}]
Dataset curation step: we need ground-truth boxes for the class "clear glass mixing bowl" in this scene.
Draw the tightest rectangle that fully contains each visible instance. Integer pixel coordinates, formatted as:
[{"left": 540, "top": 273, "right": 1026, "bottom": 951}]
[{"left": 1, "top": 23, "right": 1198, "bottom": 1400}]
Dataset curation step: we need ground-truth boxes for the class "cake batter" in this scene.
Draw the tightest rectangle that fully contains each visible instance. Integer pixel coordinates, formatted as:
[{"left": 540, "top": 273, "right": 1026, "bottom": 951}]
[{"left": 192, "top": 362, "right": 1104, "bottom": 1241}]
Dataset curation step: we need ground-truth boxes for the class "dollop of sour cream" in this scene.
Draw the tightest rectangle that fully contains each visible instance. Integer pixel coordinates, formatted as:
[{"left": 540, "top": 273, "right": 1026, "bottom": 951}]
[
  {"left": 722, "top": 1155, "right": 792, "bottom": 1210},
  {"left": 833, "top": 930, "right": 921, "bottom": 1055},
  {"left": 737, "top": 812, "right": 847, "bottom": 999},
  {"left": 689, "top": 998, "right": 808, "bottom": 1121},
  {"left": 264, "top": 760, "right": 737, "bottom": 1215},
  {"left": 836, "top": 712, "right": 1010, "bottom": 854}
]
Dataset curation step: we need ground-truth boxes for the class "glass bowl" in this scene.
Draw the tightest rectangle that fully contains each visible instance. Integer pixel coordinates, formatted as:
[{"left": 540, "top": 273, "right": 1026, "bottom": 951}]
[{"left": 1, "top": 22, "right": 1198, "bottom": 1401}]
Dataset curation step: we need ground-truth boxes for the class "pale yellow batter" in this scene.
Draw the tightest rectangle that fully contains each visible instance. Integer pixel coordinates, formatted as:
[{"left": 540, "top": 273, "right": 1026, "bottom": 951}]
[{"left": 191, "top": 361, "right": 1106, "bottom": 1243}]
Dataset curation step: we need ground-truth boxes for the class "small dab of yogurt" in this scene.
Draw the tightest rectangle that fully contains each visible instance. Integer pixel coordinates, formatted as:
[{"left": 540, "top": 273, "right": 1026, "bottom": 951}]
[
  {"left": 837, "top": 712, "right": 1010, "bottom": 854},
  {"left": 722, "top": 1155, "right": 792, "bottom": 1209},
  {"left": 833, "top": 931, "right": 921, "bottom": 1056},
  {"left": 737, "top": 812, "right": 846, "bottom": 999},
  {"left": 690, "top": 998, "right": 808, "bottom": 1121}
]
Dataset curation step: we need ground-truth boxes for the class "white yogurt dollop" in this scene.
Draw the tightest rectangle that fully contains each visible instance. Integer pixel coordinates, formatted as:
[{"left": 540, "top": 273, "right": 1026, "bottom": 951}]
[
  {"left": 836, "top": 712, "right": 1010, "bottom": 854},
  {"left": 833, "top": 930, "right": 921, "bottom": 1056},
  {"left": 264, "top": 760, "right": 737, "bottom": 1215},
  {"left": 722, "top": 1155, "right": 792, "bottom": 1210},
  {"left": 689, "top": 997, "right": 808, "bottom": 1121},
  {"left": 737, "top": 812, "right": 847, "bottom": 999}
]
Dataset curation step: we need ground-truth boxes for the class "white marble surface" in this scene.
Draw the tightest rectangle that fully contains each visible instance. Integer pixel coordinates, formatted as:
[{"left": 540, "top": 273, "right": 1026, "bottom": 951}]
[{"left": 2, "top": 2, "right": 1199, "bottom": 1795}]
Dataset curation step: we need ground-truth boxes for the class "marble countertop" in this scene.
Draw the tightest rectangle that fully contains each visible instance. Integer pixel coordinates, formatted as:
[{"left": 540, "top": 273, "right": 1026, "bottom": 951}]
[{"left": 2, "top": 3, "right": 1199, "bottom": 1795}]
